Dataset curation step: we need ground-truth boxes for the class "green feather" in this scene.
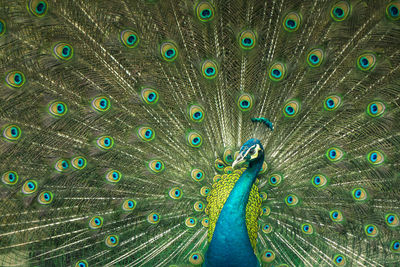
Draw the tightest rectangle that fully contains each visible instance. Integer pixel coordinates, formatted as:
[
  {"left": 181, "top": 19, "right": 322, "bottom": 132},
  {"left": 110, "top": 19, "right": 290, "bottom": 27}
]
[{"left": 0, "top": 0, "right": 400, "bottom": 266}]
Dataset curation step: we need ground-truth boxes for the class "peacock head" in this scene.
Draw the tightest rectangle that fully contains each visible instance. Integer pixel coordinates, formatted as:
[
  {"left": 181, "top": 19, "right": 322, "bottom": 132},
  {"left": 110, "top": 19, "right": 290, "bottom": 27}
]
[{"left": 232, "top": 138, "right": 264, "bottom": 169}]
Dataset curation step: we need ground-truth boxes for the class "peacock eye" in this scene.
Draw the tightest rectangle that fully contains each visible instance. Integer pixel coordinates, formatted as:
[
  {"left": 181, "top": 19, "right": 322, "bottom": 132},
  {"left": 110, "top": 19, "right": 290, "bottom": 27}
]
[{"left": 249, "top": 148, "right": 255, "bottom": 154}]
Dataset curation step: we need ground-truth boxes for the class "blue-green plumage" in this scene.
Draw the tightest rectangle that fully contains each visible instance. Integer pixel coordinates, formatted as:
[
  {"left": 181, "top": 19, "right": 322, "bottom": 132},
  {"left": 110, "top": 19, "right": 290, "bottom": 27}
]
[
  {"left": 205, "top": 139, "right": 264, "bottom": 267},
  {"left": 1, "top": 0, "right": 400, "bottom": 266}
]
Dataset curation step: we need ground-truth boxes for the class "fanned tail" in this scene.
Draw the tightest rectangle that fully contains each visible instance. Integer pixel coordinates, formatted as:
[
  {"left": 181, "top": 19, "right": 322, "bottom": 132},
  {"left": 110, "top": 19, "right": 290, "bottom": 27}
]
[{"left": 0, "top": 0, "right": 400, "bottom": 266}]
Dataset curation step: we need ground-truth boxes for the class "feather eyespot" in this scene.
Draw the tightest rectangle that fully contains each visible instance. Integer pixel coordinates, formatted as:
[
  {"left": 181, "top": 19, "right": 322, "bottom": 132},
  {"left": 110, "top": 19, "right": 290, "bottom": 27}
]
[
  {"left": 53, "top": 43, "right": 73, "bottom": 60},
  {"left": 147, "top": 212, "right": 160, "bottom": 224},
  {"left": 333, "top": 254, "right": 346, "bottom": 266},
  {"left": 352, "top": 187, "right": 367, "bottom": 201},
  {"left": 106, "top": 170, "right": 122, "bottom": 183},
  {"left": 191, "top": 169, "right": 205, "bottom": 181},
  {"left": 387, "top": 2, "right": 400, "bottom": 20},
  {"left": 261, "top": 250, "right": 275, "bottom": 263},
  {"left": 331, "top": 1, "right": 350, "bottom": 21},
  {"left": 55, "top": 159, "right": 70, "bottom": 172},
  {"left": 189, "top": 105, "right": 205, "bottom": 122},
  {"left": 262, "top": 224, "right": 273, "bottom": 234},
  {"left": 89, "top": 216, "right": 103, "bottom": 229},
  {"left": 385, "top": 213, "right": 399, "bottom": 227},
  {"left": 105, "top": 235, "right": 119, "bottom": 247},
  {"left": 96, "top": 136, "right": 114, "bottom": 150},
  {"left": 185, "top": 217, "right": 197, "bottom": 228},
  {"left": 194, "top": 201, "right": 205, "bottom": 212},
  {"left": 141, "top": 88, "right": 159, "bottom": 105},
  {"left": 22, "top": 180, "right": 38, "bottom": 194},
  {"left": 261, "top": 206, "right": 271, "bottom": 216},
  {"left": 324, "top": 95, "right": 341, "bottom": 111},
  {"left": 367, "top": 101, "right": 385, "bottom": 117},
  {"left": 311, "top": 174, "right": 328, "bottom": 188},
  {"left": 222, "top": 149, "right": 234, "bottom": 164},
  {"left": 364, "top": 224, "right": 378, "bottom": 237},
  {"left": 120, "top": 30, "right": 139, "bottom": 48},
  {"left": 239, "top": 30, "right": 256, "bottom": 50},
  {"left": 269, "top": 62, "right": 286, "bottom": 82},
  {"left": 38, "top": 191, "right": 53, "bottom": 205},
  {"left": 201, "top": 217, "right": 209, "bottom": 227},
  {"left": 201, "top": 60, "right": 218, "bottom": 79},
  {"left": 200, "top": 186, "right": 210, "bottom": 197},
  {"left": 301, "top": 223, "right": 313, "bottom": 234},
  {"left": 214, "top": 159, "right": 226, "bottom": 172},
  {"left": 169, "top": 187, "right": 183, "bottom": 200},
  {"left": 285, "top": 194, "right": 299, "bottom": 206},
  {"left": 28, "top": 0, "right": 48, "bottom": 17},
  {"left": 122, "top": 199, "right": 136, "bottom": 211},
  {"left": 49, "top": 101, "right": 68, "bottom": 117},
  {"left": 187, "top": 132, "right": 203, "bottom": 148},
  {"left": 189, "top": 252, "right": 204, "bottom": 265},
  {"left": 92, "top": 96, "right": 111, "bottom": 112},
  {"left": 269, "top": 173, "right": 283, "bottom": 186},
  {"left": 307, "top": 48, "right": 324, "bottom": 67},
  {"left": 367, "top": 150, "right": 384, "bottom": 165},
  {"left": 357, "top": 53, "right": 376, "bottom": 71},
  {"left": 160, "top": 42, "right": 178, "bottom": 62},
  {"left": 283, "top": 12, "right": 301, "bottom": 32},
  {"left": 391, "top": 240, "right": 400, "bottom": 253},
  {"left": 137, "top": 127, "right": 155, "bottom": 142},
  {"left": 330, "top": 210, "right": 343, "bottom": 222},
  {"left": 2, "top": 171, "right": 18, "bottom": 185},
  {"left": 237, "top": 93, "right": 254, "bottom": 111},
  {"left": 71, "top": 156, "right": 87, "bottom": 170},
  {"left": 196, "top": 2, "right": 215, "bottom": 22},
  {"left": 5, "top": 71, "right": 25, "bottom": 88},
  {"left": 201, "top": 217, "right": 210, "bottom": 228},
  {"left": 259, "top": 191, "right": 268, "bottom": 201},
  {"left": 326, "top": 147, "right": 344, "bottom": 162},
  {"left": 283, "top": 100, "right": 300, "bottom": 117},
  {"left": 2, "top": 124, "right": 22, "bottom": 141},
  {"left": 148, "top": 160, "right": 165, "bottom": 173}
]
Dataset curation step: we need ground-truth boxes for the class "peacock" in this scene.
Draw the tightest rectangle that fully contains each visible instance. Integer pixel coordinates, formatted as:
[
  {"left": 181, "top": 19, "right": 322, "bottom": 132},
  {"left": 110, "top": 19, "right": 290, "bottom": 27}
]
[{"left": 1, "top": 0, "right": 400, "bottom": 266}]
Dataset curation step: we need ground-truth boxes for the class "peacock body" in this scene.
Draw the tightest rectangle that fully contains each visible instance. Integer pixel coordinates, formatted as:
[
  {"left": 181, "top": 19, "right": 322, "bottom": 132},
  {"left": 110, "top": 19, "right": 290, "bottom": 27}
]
[{"left": 1, "top": 0, "right": 400, "bottom": 266}]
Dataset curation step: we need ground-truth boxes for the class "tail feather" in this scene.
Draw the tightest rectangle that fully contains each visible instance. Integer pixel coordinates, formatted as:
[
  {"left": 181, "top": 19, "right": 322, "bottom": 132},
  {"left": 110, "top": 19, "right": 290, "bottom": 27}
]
[{"left": 1, "top": 0, "right": 400, "bottom": 266}]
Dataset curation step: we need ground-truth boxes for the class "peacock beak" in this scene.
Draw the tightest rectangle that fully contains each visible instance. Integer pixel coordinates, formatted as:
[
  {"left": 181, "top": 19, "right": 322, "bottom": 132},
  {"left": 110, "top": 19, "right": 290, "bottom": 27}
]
[{"left": 232, "top": 153, "right": 246, "bottom": 169}]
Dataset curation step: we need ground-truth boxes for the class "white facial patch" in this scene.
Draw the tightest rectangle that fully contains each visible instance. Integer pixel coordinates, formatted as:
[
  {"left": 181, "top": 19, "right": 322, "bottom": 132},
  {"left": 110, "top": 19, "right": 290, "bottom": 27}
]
[
  {"left": 241, "top": 144, "right": 262, "bottom": 160},
  {"left": 250, "top": 144, "right": 262, "bottom": 160}
]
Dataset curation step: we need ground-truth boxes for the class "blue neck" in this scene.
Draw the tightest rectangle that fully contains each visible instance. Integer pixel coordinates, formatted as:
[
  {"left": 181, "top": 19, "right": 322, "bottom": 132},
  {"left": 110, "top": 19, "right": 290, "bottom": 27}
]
[{"left": 204, "top": 159, "right": 263, "bottom": 267}]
